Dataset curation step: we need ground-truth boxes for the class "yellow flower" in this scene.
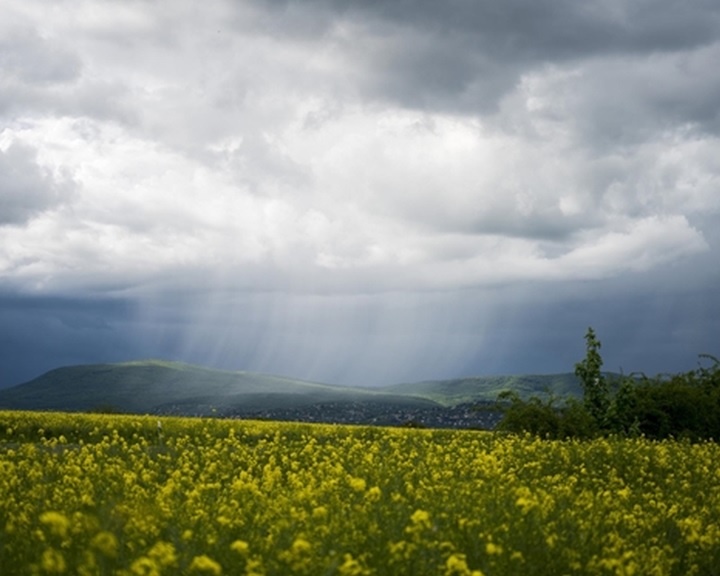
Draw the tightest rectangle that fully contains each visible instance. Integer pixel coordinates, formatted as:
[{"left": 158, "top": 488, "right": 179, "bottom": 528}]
[
  {"left": 41, "top": 548, "right": 67, "bottom": 574},
  {"left": 230, "top": 540, "right": 250, "bottom": 555},
  {"left": 91, "top": 531, "right": 119, "bottom": 558},
  {"left": 485, "top": 542, "right": 503, "bottom": 556},
  {"left": 129, "top": 557, "right": 160, "bottom": 576},
  {"left": 349, "top": 477, "right": 367, "bottom": 492},
  {"left": 279, "top": 538, "right": 313, "bottom": 571},
  {"left": 39, "top": 512, "right": 70, "bottom": 539},
  {"left": 410, "top": 509, "right": 431, "bottom": 527},
  {"left": 289, "top": 538, "right": 312, "bottom": 555},
  {"left": 148, "top": 541, "right": 178, "bottom": 568},
  {"left": 188, "top": 554, "right": 222, "bottom": 575},
  {"left": 445, "top": 553, "right": 469, "bottom": 575},
  {"left": 338, "top": 553, "right": 370, "bottom": 576},
  {"left": 365, "top": 486, "right": 382, "bottom": 501},
  {"left": 312, "top": 506, "right": 328, "bottom": 519}
]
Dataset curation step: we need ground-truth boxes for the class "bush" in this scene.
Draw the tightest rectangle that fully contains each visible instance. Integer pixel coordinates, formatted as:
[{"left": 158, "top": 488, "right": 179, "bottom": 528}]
[
  {"left": 631, "top": 357, "right": 720, "bottom": 440},
  {"left": 496, "top": 392, "right": 598, "bottom": 440},
  {"left": 497, "top": 328, "right": 720, "bottom": 441}
]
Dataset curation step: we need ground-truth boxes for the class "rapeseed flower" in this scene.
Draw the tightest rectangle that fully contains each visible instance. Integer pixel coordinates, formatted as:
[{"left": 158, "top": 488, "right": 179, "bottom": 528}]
[
  {"left": 39, "top": 512, "right": 70, "bottom": 539},
  {"left": 90, "top": 531, "right": 119, "bottom": 558},
  {"left": 445, "top": 553, "right": 484, "bottom": 576},
  {"left": 40, "top": 547, "right": 66, "bottom": 574},
  {"left": 188, "top": 555, "right": 222, "bottom": 575},
  {"left": 410, "top": 509, "right": 431, "bottom": 528},
  {"left": 230, "top": 539, "right": 250, "bottom": 555},
  {"left": 348, "top": 476, "right": 367, "bottom": 492},
  {"left": 2, "top": 410, "right": 720, "bottom": 575}
]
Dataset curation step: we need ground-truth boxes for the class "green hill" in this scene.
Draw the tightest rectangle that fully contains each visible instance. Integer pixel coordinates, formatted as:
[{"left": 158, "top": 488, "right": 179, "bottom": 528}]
[
  {"left": 383, "top": 373, "right": 584, "bottom": 406},
  {"left": 0, "top": 360, "right": 439, "bottom": 415},
  {"left": 0, "top": 360, "right": 587, "bottom": 419}
]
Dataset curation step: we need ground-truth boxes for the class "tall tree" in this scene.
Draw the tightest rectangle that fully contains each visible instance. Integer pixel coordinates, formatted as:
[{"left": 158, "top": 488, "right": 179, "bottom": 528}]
[{"left": 575, "top": 327, "right": 609, "bottom": 426}]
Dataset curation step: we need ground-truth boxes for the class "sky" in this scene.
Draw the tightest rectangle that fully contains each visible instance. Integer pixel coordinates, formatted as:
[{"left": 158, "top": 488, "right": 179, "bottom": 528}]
[{"left": 1, "top": 0, "right": 719, "bottom": 389}]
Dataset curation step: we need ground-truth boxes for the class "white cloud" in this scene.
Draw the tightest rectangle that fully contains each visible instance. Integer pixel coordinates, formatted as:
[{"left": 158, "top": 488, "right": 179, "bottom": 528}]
[
  {"left": 555, "top": 215, "right": 708, "bottom": 278},
  {"left": 0, "top": 0, "right": 717, "bottom": 301},
  {"left": 0, "top": 94, "right": 716, "bottom": 296}
]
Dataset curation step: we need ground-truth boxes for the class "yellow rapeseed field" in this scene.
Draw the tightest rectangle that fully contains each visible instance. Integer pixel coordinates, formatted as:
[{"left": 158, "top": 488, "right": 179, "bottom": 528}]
[{"left": 1, "top": 410, "right": 719, "bottom": 575}]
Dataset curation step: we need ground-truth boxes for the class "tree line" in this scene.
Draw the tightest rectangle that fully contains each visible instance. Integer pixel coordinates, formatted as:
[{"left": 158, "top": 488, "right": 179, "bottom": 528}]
[{"left": 497, "top": 327, "right": 720, "bottom": 440}]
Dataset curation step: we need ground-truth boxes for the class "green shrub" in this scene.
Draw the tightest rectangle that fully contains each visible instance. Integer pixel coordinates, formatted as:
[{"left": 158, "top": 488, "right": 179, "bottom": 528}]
[{"left": 497, "top": 328, "right": 719, "bottom": 441}]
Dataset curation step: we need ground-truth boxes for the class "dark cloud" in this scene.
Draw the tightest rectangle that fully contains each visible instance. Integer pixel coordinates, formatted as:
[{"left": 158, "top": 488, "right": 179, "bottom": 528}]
[
  {"left": 537, "top": 48, "right": 720, "bottom": 151},
  {"left": 261, "top": 0, "right": 720, "bottom": 55},
  {"left": 2, "top": 269, "right": 718, "bottom": 390},
  {"left": 256, "top": 0, "right": 720, "bottom": 115},
  {"left": 0, "top": 143, "right": 74, "bottom": 226},
  {"left": 0, "top": 295, "right": 138, "bottom": 388}
]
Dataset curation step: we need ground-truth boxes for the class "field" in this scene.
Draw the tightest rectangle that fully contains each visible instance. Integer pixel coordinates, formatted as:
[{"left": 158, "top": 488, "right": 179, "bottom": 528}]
[{"left": 1, "top": 411, "right": 719, "bottom": 575}]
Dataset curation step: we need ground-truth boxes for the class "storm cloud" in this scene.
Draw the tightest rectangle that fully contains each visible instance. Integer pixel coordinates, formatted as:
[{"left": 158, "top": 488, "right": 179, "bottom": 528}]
[{"left": 0, "top": 0, "right": 718, "bottom": 387}]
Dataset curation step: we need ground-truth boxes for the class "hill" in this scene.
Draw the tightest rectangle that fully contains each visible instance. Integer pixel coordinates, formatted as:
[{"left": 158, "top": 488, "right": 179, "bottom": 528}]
[
  {"left": 0, "top": 360, "right": 438, "bottom": 416},
  {"left": 0, "top": 360, "right": 585, "bottom": 428},
  {"left": 385, "top": 373, "right": 584, "bottom": 406}
]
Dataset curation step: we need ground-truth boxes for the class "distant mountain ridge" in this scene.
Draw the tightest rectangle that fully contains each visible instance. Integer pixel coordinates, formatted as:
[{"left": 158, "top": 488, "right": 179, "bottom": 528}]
[
  {"left": 0, "top": 360, "right": 424, "bottom": 413},
  {"left": 0, "top": 360, "right": 584, "bottom": 427},
  {"left": 384, "top": 374, "right": 583, "bottom": 405}
]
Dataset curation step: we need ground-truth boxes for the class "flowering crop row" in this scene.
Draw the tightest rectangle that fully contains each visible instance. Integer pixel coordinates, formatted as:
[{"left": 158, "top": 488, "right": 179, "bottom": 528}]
[{"left": 1, "top": 410, "right": 719, "bottom": 575}]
